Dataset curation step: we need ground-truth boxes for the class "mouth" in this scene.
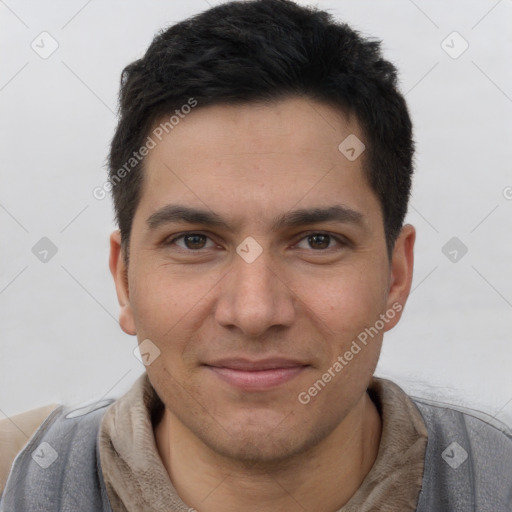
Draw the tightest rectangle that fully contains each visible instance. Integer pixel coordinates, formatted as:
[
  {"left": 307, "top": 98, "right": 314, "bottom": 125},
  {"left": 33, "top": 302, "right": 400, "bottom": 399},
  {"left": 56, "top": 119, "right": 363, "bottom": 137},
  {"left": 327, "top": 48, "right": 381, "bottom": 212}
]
[{"left": 203, "top": 358, "right": 310, "bottom": 391}]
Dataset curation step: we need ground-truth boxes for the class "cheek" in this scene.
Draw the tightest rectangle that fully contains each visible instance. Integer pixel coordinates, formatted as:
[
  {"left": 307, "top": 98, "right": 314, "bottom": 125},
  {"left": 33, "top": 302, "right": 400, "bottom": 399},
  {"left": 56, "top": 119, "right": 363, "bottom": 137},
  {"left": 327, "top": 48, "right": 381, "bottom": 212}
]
[
  {"left": 301, "top": 266, "right": 388, "bottom": 341},
  {"left": 296, "top": 270, "right": 386, "bottom": 413},
  {"left": 129, "top": 262, "right": 221, "bottom": 345}
]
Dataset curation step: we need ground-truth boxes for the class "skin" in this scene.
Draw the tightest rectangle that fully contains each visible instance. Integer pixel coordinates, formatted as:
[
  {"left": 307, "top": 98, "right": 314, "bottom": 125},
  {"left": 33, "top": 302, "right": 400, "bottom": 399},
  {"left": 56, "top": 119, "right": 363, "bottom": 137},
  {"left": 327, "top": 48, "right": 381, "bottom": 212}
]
[{"left": 109, "top": 96, "right": 415, "bottom": 512}]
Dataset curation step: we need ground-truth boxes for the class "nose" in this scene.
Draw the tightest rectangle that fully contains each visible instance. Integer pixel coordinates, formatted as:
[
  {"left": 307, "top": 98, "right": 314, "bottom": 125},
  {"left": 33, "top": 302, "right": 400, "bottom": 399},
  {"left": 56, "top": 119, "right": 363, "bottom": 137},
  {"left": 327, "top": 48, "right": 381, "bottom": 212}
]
[{"left": 214, "top": 245, "right": 296, "bottom": 338}]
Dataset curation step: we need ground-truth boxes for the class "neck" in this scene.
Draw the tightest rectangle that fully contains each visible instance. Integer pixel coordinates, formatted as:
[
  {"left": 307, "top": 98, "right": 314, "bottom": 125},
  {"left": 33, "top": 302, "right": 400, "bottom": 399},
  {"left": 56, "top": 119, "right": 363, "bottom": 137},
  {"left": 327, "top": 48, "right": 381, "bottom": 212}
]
[{"left": 155, "top": 392, "right": 382, "bottom": 512}]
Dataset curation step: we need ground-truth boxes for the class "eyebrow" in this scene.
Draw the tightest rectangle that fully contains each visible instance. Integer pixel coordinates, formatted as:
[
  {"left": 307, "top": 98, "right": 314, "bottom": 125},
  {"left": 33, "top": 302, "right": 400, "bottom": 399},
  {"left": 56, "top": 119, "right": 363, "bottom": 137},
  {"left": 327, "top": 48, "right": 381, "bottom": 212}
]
[{"left": 146, "top": 204, "right": 365, "bottom": 232}]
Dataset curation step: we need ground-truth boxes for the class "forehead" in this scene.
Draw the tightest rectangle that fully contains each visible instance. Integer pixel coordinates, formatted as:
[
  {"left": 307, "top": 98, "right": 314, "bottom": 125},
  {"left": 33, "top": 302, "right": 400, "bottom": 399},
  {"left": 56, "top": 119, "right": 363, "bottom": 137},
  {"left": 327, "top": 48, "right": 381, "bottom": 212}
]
[
  {"left": 148, "top": 96, "right": 363, "bottom": 165},
  {"left": 136, "top": 96, "right": 379, "bottom": 229}
]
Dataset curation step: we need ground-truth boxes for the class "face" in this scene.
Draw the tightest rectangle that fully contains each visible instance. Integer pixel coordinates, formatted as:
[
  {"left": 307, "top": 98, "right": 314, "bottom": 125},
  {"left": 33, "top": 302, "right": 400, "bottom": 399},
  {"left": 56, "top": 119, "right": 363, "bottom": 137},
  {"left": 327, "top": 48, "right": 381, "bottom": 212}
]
[{"left": 110, "top": 96, "right": 414, "bottom": 463}]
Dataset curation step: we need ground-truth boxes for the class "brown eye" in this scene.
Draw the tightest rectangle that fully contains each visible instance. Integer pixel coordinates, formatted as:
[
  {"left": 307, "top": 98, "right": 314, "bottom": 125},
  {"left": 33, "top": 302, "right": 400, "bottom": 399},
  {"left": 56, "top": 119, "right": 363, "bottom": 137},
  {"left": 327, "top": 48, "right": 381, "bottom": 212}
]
[
  {"left": 183, "top": 234, "right": 207, "bottom": 249},
  {"left": 167, "top": 233, "right": 215, "bottom": 251},
  {"left": 307, "top": 234, "right": 331, "bottom": 250},
  {"left": 295, "top": 232, "right": 343, "bottom": 251}
]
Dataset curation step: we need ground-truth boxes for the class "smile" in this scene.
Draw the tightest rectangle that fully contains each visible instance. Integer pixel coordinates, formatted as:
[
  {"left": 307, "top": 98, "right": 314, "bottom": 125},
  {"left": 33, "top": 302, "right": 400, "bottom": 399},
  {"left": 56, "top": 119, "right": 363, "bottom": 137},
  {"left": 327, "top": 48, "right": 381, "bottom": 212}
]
[{"left": 203, "top": 360, "right": 309, "bottom": 391}]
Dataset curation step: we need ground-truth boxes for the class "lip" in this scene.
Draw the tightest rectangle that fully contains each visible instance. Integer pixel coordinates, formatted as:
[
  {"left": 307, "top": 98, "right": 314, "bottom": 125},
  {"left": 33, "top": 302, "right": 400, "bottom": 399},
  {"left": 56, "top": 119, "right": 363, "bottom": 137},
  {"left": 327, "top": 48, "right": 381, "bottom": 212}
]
[{"left": 203, "top": 358, "right": 309, "bottom": 391}]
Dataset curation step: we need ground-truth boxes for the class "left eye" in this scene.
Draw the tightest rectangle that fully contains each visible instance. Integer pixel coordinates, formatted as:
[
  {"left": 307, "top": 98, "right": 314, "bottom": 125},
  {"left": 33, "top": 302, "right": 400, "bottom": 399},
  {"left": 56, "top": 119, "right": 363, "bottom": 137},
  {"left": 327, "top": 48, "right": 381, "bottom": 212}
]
[{"left": 295, "top": 233, "right": 344, "bottom": 250}]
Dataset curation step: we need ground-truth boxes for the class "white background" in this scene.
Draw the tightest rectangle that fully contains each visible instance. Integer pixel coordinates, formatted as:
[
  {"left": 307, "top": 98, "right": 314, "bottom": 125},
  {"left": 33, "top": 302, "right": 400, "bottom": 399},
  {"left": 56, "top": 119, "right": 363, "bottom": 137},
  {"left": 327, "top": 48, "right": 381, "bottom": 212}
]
[{"left": 1, "top": 0, "right": 511, "bottom": 427}]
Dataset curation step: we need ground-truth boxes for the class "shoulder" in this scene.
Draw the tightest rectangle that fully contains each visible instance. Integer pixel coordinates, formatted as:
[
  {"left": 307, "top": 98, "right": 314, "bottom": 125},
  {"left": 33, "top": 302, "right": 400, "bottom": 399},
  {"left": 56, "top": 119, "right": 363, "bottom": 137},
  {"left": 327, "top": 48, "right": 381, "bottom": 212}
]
[
  {"left": 412, "top": 397, "right": 512, "bottom": 512},
  {"left": 0, "top": 398, "right": 116, "bottom": 510},
  {"left": 413, "top": 396, "right": 512, "bottom": 446},
  {"left": 0, "top": 404, "right": 60, "bottom": 496}
]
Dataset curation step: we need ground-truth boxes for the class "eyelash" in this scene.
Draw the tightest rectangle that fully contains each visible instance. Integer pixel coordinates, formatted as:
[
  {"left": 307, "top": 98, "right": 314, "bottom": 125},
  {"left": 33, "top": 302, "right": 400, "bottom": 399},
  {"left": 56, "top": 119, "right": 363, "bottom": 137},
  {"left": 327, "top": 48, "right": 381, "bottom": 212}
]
[{"left": 164, "top": 231, "right": 349, "bottom": 252}]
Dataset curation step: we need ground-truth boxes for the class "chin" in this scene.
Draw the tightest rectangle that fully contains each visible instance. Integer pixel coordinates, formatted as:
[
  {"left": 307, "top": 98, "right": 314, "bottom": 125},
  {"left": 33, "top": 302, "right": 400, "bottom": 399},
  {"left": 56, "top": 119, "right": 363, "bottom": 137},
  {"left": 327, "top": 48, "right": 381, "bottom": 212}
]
[
  {"left": 198, "top": 414, "right": 326, "bottom": 468},
  {"left": 207, "top": 430, "right": 306, "bottom": 467}
]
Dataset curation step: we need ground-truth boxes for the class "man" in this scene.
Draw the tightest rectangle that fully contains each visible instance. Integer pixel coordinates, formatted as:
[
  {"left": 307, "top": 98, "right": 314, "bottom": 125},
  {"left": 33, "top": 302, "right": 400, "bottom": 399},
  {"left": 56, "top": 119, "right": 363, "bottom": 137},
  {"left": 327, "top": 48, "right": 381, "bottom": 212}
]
[{"left": 1, "top": 0, "right": 511, "bottom": 510}]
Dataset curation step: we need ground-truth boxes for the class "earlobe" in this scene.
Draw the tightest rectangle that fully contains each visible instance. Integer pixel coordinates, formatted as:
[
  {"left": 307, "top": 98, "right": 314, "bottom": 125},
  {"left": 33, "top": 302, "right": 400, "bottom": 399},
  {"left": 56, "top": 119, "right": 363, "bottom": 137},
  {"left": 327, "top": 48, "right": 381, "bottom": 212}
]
[
  {"left": 384, "top": 224, "right": 415, "bottom": 331},
  {"left": 119, "top": 304, "right": 137, "bottom": 336},
  {"left": 109, "top": 230, "right": 137, "bottom": 336}
]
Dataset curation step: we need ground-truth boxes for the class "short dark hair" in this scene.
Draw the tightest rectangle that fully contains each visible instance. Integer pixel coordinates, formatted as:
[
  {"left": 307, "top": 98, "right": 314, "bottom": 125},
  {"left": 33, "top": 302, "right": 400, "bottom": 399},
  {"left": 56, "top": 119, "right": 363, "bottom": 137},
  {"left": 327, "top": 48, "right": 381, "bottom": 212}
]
[{"left": 108, "top": 0, "right": 414, "bottom": 265}]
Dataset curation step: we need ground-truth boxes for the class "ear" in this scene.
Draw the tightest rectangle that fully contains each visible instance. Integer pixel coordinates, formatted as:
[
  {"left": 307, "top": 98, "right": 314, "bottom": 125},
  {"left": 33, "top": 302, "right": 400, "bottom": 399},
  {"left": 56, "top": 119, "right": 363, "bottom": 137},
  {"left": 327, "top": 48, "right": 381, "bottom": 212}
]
[
  {"left": 109, "top": 230, "right": 136, "bottom": 336},
  {"left": 383, "top": 224, "right": 415, "bottom": 332}
]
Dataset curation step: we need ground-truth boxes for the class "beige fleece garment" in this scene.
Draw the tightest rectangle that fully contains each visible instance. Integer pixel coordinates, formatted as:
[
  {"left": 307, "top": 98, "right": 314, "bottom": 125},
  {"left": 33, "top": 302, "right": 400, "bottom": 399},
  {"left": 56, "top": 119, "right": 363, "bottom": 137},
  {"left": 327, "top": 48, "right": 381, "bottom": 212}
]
[{"left": 99, "top": 372, "right": 428, "bottom": 512}]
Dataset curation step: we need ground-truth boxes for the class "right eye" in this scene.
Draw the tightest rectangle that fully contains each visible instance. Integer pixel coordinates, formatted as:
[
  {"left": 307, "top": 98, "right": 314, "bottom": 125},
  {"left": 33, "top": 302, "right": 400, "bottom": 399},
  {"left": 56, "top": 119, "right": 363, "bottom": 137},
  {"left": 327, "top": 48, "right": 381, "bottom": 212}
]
[{"left": 164, "top": 232, "right": 216, "bottom": 251}]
